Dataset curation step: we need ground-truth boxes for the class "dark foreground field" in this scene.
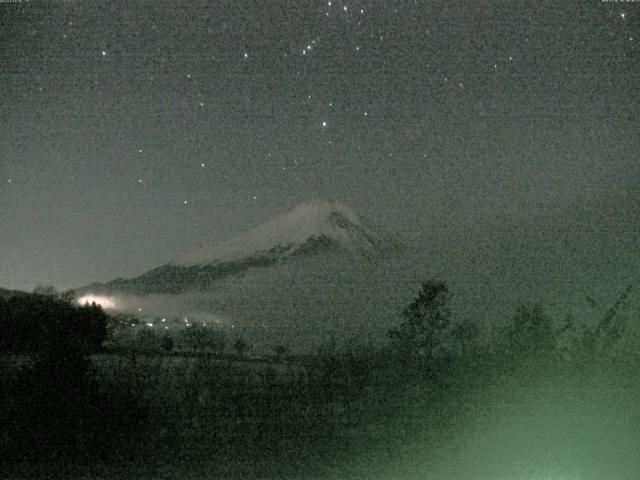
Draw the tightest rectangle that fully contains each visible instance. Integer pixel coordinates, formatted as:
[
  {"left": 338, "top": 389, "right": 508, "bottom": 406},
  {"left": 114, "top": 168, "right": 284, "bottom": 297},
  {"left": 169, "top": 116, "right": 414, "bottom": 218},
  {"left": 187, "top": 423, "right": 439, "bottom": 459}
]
[
  {"left": 3, "top": 286, "right": 640, "bottom": 479},
  {"left": 3, "top": 349, "right": 640, "bottom": 480}
]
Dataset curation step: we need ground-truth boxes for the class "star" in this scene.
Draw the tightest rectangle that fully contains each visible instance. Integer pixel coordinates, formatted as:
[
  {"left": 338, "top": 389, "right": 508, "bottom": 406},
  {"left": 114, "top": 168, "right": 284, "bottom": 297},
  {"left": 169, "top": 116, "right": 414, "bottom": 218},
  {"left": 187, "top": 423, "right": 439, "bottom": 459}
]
[
  {"left": 322, "top": 121, "right": 328, "bottom": 128},
  {"left": 621, "top": 12, "right": 626, "bottom": 19},
  {"left": 243, "top": 52, "right": 249, "bottom": 58},
  {"left": 101, "top": 50, "right": 107, "bottom": 56}
]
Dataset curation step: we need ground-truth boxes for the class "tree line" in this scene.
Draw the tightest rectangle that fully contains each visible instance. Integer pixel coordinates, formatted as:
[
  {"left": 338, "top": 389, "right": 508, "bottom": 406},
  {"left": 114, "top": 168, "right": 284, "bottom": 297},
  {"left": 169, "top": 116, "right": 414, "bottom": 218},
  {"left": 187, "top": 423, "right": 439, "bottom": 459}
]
[{"left": 0, "top": 293, "right": 107, "bottom": 355}]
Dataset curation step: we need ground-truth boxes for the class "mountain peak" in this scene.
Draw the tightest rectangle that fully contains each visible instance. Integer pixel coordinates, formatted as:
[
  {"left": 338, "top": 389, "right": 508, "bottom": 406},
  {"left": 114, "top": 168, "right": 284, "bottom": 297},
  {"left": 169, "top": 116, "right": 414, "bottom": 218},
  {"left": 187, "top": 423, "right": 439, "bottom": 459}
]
[
  {"left": 77, "top": 200, "right": 399, "bottom": 295},
  {"left": 172, "top": 200, "right": 377, "bottom": 266}
]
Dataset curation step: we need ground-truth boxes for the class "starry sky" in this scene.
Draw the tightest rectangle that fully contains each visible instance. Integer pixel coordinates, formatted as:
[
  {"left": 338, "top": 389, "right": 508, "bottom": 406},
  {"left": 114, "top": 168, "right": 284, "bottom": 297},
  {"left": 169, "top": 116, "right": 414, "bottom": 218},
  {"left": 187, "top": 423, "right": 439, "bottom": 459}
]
[{"left": 1, "top": 0, "right": 639, "bottom": 308}]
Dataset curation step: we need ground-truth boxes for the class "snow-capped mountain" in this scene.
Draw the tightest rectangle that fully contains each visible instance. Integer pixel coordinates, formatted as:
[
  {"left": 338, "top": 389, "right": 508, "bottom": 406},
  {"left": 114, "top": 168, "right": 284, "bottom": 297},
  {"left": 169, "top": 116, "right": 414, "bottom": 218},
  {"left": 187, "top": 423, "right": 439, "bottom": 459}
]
[
  {"left": 173, "top": 200, "right": 383, "bottom": 266},
  {"left": 83, "top": 201, "right": 398, "bottom": 296}
]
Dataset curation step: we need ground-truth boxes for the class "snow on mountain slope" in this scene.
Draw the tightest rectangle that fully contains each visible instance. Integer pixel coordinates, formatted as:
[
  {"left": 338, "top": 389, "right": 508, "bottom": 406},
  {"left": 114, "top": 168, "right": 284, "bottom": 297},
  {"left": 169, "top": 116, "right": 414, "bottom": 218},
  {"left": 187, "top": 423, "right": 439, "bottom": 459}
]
[
  {"left": 172, "top": 200, "right": 381, "bottom": 266},
  {"left": 78, "top": 201, "right": 397, "bottom": 296}
]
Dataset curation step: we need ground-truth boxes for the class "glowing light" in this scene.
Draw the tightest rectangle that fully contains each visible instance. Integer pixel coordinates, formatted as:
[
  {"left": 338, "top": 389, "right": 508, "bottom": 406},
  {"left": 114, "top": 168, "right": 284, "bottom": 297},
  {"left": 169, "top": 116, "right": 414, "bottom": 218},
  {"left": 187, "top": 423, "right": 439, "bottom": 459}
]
[{"left": 76, "top": 294, "right": 118, "bottom": 310}]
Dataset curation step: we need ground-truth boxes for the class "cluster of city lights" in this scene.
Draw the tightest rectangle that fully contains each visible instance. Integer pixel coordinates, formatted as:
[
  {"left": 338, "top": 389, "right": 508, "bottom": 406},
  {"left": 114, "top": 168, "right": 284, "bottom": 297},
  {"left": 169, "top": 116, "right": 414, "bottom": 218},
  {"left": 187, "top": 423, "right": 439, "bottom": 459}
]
[{"left": 75, "top": 295, "right": 226, "bottom": 331}]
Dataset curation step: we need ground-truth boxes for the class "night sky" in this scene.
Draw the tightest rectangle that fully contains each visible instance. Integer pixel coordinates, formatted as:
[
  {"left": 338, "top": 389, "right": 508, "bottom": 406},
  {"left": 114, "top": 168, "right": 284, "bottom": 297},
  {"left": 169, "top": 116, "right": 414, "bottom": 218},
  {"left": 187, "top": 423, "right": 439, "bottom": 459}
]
[{"left": 1, "top": 0, "right": 639, "bottom": 310}]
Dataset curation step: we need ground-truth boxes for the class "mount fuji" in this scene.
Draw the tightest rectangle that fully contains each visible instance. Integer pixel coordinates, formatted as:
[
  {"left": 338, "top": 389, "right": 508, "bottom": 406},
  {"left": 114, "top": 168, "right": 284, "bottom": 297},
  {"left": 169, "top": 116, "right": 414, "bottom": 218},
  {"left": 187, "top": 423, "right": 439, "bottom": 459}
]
[
  {"left": 77, "top": 201, "right": 411, "bottom": 349},
  {"left": 82, "top": 201, "right": 399, "bottom": 296}
]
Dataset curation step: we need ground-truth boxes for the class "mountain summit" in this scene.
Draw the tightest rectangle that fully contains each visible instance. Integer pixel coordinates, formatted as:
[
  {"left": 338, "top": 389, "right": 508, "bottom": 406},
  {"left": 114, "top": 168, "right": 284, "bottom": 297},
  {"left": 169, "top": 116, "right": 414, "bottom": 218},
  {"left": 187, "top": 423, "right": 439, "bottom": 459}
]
[
  {"left": 83, "top": 201, "right": 394, "bottom": 295},
  {"left": 173, "top": 200, "right": 381, "bottom": 266}
]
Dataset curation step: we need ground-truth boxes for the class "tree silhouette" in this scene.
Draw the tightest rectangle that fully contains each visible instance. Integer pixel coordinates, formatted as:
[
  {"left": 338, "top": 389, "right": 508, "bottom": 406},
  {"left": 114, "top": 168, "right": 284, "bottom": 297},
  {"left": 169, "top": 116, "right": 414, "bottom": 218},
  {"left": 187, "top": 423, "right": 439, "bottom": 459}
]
[
  {"left": 0, "top": 294, "right": 107, "bottom": 354},
  {"left": 0, "top": 292, "right": 109, "bottom": 448},
  {"left": 389, "top": 280, "right": 451, "bottom": 361},
  {"left": 507, "top": 303, "right": 556, "bottom": 361}
]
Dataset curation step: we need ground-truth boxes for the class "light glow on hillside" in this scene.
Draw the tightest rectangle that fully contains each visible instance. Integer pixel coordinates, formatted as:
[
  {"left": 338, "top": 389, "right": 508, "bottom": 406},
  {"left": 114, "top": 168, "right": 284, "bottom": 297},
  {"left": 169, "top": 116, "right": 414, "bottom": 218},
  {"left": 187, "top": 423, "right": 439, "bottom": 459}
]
[{"left": 76, "top": 294, "right": 118, "bottom": 310}]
